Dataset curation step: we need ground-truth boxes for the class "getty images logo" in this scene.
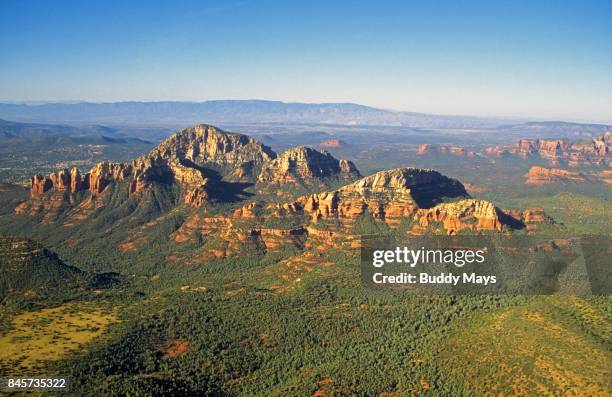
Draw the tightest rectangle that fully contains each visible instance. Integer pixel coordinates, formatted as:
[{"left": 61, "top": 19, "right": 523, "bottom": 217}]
[{"left": 371, "top": 246, "right": 487, "bottom": 268}]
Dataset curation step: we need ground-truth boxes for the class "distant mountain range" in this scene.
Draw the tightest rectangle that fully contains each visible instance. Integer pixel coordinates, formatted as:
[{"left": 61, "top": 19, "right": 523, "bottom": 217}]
[
  {"left": 0, "top": 118, "right": 152, "bottom": 145},
  {"left": 1, "top": 101, "right": 609, "bottom": 142},
  {"left": 504, "top": 121, "right": 611, "bottom": 137},
  {"left": 0, "top": 100, "right": 519, "bottom": 128},
  {"left": 0, "top": 118, "right": 115, "bottom": 139}
]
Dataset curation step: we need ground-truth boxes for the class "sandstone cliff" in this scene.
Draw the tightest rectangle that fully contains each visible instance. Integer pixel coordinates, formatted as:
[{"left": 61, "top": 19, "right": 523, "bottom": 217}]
[
  {"left": 523, "top": 165, "right": 612, "bottom": 185},
  {"left": 525, "top": 166, "right": 588, "bottom": 185},
  {"left": 256, "top": 146, "right": 360, "bottom": 193},
  {"left": 29, "top": 167, "right": 82, "bottom": 197},
  {"left": 485, "top": 133, "right": 611, "bottom": 166},
  {"left": 415, "top": 199, "right": 502, "bottom": 233},
  {"left": 290, "top": 167, "right": 467, "bottom": 226},
  {"left": 152, "top": 124, "right": 275, "bottom": 181},
  {"left": 19, "top": 124, "right": 366, "bottom": 220}
]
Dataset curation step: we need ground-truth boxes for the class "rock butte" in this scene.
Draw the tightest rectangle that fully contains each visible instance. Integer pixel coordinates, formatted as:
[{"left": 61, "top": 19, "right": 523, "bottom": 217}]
[
  {"left": 524, "top": 166, "right": 589, "bottom": 185},
  {"left": 524, "top": 165, "right": 611, "bottom": 185}
]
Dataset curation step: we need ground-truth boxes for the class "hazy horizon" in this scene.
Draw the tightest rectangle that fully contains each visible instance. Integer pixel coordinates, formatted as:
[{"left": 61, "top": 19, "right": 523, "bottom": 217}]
[
  {"left": 1, "top": 98, "right": 610, "bottom": 125},
  {"left": 1, "top": 1, "right": 611, "bottom": 123}
]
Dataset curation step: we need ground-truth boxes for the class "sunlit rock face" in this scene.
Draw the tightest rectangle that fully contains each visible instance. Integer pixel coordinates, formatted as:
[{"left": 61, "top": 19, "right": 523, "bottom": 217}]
[
  {"left": 257, "top": 146, "right": 360, "bottom": 186},
  {"left": 29, "top": 167, "right": 82, "bottom": 197},
  {"left": 290, "top": 167, "right": 468, "bottom": 224},
  {"left": 415, "top": 199, "right": 502, "bottom": 233},
  {"left": 153, "top": 124, "right": 276, "bottom": 181},
  {"left": 484, "top": 133, "right": 611, "bottom": 166},
  {"left": 524, "top": 166, "right": 589, "bottom": 185}
]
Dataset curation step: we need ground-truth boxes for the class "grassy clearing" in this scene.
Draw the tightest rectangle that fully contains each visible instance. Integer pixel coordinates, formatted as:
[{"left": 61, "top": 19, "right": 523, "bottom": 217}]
[
  {"left": 434, "top": 296, "right": 612, "bottom": 396},
  {"left": 0, "top": 303, "right": 119, "bottom": 373}
]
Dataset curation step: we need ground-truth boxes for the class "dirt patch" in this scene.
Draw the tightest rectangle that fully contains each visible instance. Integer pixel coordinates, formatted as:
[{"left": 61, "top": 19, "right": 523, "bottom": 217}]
[
  {"left": 225, "top": 288, "right": 246, "bottom": 297},
  {"left": 313, "top": 377, "right": 333, "bottom": 397},
  {"left": 161, "top": 339, "right": 190, "bottom": 359},
  {"left": 118, "top": 241, "right": 137, "bottom": 252}
]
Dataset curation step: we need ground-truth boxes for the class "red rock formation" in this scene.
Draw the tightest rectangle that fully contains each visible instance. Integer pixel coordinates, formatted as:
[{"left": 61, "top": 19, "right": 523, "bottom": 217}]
[
  {"left": 319, "top": 139, "right": 347, "bottom": 148},
  {"left": 166, "top": 167, "right": 553, "bottom": 260},
  {"left": 153, "top": 124, "right": 275, "bottom": 181},
  {"left": 232, "top": 202, "right": 263, "bottom": 218},
  {"left": 516, "top": 139, "right": 539, "bottom": 156},
  {"left": 167, "top": 163, "right": 555, "bottom": 258},
  {"left": 257, "top": 146, "right": 359, "bottom": 185},
  {"left": 49, "top": 169, "right": 70, "bottom": 190},
  {"left": 415, "top": 199, "right": 502, "bottom": 234},
  {"left": 16, "top": 189, "right": 75, "bottom": 223},
  {"left": 29, "top": 174, "right": 53, "bottom": 197},
  {"left": 524, "top": 166, "right": 589, "bottom": 185},
  {"left": 416, "top": 144, "right": 433, "bottom": 155},
  {"left": 70, "top": 167, "right": 82, "bottom": 193},
  {"left": 254, "top": 227, "right": 307, "bottom": 251},
  {"left": 505, "top": 208, "right": 553, "bottom": 231},
  {"left": 184, "top": 186, "right": 209, "bottom": 207},
  {"left": 417, "top": 144, "right": 476, "bottom": 157},
  {"left": 290, "top": 168, "right": 468, "bottom": 226},
  {"left": 538, "top": 140, "right": 566, "bottom": 159},
  {"left": 599, "top": 170, "right": 612, "bottom": 185},
  {"left": 18, "top": 124, "right": 555, "bottom": 257},
  {"left": 87, "top": 164, "right": 114, "bottom": 194},
  {"left": 520, "top": 208, "right": 548, "bottom": 224},
  {"left": 485, "top": 133, "right": 611, "bottom": 166},
  {"left": 28, "top": 166, "right": 85, "bottom": 197},
  {"left": 593, "top": 132, "right": 611, "bottom": 155},
  {"left": 20, "top": 125, "right": 359, "bottom": 217}
]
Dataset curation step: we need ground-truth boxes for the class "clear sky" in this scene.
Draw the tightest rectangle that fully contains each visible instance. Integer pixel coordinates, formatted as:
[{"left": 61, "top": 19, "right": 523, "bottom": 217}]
[{"left": 1, "top": 0, "right": 610, "bottom": 122}]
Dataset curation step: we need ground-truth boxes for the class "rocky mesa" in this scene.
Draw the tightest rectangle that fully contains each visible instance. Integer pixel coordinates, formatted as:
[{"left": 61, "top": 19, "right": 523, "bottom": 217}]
[
  {"left": 485, "top": 132, "right": 611, "bottom": 166},
  {"left": 417, "top": 144, "right": 477, "bottom": 157},
  {"left": 524, "top": 165, "right": 612, "bottom": 185}
]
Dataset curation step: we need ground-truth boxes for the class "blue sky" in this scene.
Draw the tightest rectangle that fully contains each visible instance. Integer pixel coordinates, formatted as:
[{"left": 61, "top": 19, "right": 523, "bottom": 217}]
[{"left": 0, "top": 0, "right": 610, "bottom": 122}]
